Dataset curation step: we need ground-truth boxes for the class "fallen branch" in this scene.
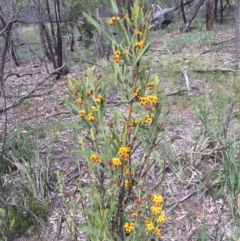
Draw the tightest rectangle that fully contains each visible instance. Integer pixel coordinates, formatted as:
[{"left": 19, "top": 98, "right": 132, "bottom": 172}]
[
  {"left": 0, "top": 64, "right": 66, "bottom": 113},
  {"left": 166, "top": 88, "right": 188, "bottom": 96},
  {"left": 4, "top": 72, "right": 35, "bottom": 81},
  {"left": 182, "top": 66, "right": 191, "bottom": 90},
  {"left": 212, "top": 37, "right": 235, "bottom": 45},
  {"left": 191, "top": 68, "right": 236, "bottom": 73}
]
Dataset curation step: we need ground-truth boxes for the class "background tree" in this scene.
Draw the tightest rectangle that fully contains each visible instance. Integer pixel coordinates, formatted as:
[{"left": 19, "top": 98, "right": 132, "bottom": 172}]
[
  {"left": 183, "top": 0, "right": 206, "bottom": 31},
  {"left": 235, "top": 0, "right": 240, "bottom": 58},
  {"left": 206, "top": 0, "right": 215, "bottom": 30}
]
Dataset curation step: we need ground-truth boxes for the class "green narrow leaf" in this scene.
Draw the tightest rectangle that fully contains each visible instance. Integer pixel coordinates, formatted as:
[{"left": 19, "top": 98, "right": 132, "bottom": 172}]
[
  {"left": 131, "top": 0, "right": 140, "bottom": 23},
  {"left": 83, "top": 12, "right": 105, "bottom": 33},
  {"left": 106, "top": 0, "right": 119, "bottom": 14},
  {"left": 72, "top": 150, "right": 93, "bottom": 156},
  {"left": 77, "top": 224, "right": 99, "bottom": 236}
]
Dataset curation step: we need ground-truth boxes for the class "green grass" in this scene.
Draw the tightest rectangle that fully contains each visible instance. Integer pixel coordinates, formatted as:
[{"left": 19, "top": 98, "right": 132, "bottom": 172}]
[{"left": 1, "top": 126, "right": 50, "bottom": 239}]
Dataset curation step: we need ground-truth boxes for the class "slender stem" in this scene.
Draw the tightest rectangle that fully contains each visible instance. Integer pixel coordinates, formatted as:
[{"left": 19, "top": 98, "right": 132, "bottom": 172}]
[{"left": 125, "top": 63, "right": 140, "bottom": 139}]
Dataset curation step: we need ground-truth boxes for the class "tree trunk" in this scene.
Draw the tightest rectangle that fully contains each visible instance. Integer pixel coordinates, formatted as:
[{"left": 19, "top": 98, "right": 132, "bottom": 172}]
[
  {"left": 54, "top": 0, "right": 63, "bottom": 75},
  {"left": 184, "top": 0, "right": 206, "bottom": 31},
  {"left": 206, "top": 0, "right": 215, "bottom": 30},
  {"left": 45, "top": 0, "right": 55, "bottom": 41},
  {"left": 35, "top": 0, "right": 56, "bottom": 67},
  {"left": 180, "top": 0, "right": 187, "bottom": 24},
  {"left": 214, "top": 0, "right": 218, "bottom": 22},
  {"left": 220, "top": 0, "right": 223, "bottom": 24},
  {"left": 39, "top": 24, "right": 52, "bottom": 61},
  {"left": 0, "top": 5, "right": 20, "bottom": 66},
  {"left": 235, "top": 0, "right": 240, "bottom": 58},
  {"left": 70, "top": 24, "right": 74, "bottom": 52}
]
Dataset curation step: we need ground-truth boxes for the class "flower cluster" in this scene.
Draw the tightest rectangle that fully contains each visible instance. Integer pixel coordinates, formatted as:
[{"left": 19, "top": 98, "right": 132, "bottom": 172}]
[
  {"left": 124, "top": 180, "right": 132, "bottom": 188},
  {"left": 87, "top": 89, "right": 93, "bottom": 97},
  {"left": 134, "top": 118, "right": 142, "bottom": 125},
  {"left": 123, "top": 167, "right": 133, "bottom": 176},
  {"left": 150, "top": 206, "right": 162, "bottom": 215},
  {"left": 114, "top": 50, "right": 121, "bottom": 63},
  {"left": 92, "top": 106, "right": 97, "bottom": 112},
  {"left": 144, "top": 115, "right": 152, "bottom": 125},
  {"left": 124, "top": 222, "right": 135, "bottom": 233},
  {"left": 135, "top": 40, "right": 144, "bottom": 49},
  {"left": 142, "top": 194, "right": 167, "bottom": 237},
  {"left": 150, "top": 194, "right": 164, "bottom": 206},
  {"left": 133, "top": 88, "right": 140, "bottom": 96},
  {"left": 79, "top": 109, "right": 86, "bottom": 117},
  {"left": 156, "top": 214, "right": 167, "bottom": 224},
  {"left": 132, "top": 211, "right": 141, "bottom": 219},
  {"left": 147, "top": 82, "right": 154, "bottom": 90},
  {"left": 109, "top": 16, "right": 120, "bottom": 26},
  {"left": 112, "top": 157, "right": 122, "bottom": 167},
  {"left": 76, "top": 97, "right": 83, "bottom": 104},
  {"left": 95, "top": 95, "right": 105, "bottom": 104},
  {"left": 90, "top": 154, "right": 101, "bottom": 163},
  {"left": 86, "top": 113, "right": 94, "bottom": 122},
  {"left": 145, "top": 219, "right": 154, "bottom": 232},
  {"left": 118, "top": 146, "right": 131, "bottom": 161},
  {"left": 125, "top": 194, "right": 167, "bottom": 238},
  {"left": 139, "top": 94, "right": 158, "bottom": 106},
  {"left": 135, "top": 30, "right": 142, "bottom": 37}
]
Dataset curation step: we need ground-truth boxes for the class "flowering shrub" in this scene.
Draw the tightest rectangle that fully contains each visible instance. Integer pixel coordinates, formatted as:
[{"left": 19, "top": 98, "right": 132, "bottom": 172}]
[{"left": 67, "top": 0, "right": 168, "bottom": 239}]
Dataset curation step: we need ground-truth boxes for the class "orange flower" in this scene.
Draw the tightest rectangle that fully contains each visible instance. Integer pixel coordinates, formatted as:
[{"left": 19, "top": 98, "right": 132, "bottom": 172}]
[
  {"left": 109, "top": 16, "right": 120, "bottom": 26},
  {"left": 135, "top": 40, "right": 144, "bottom": 49},
  {"left": 135, "top": 30, "right": 142, "bottom": 37},
  {"left": 114, "top": 50, "right": 121, "bottom": 63},
  {"left": 90, "top": 154, "right": 101, "bottom": 163}
]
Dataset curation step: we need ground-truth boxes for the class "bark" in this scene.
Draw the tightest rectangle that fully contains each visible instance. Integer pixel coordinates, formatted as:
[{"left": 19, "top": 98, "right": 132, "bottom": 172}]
[
  {"left": 184, "top": 0, "right": 206, "bottom": 30},
  {"left": 206, "top": 0, "right": 215, "bottom": 30},
  {"left": 0, "top": 5, "right": 20, "bottom": 66},
  {"left": 180, "top": 0, "right": 187, "bottom": 24},
  {"left": 35, "top": 0, "right": 56, "bottom": 67},
  {"left": 45, "top": 0, "right": 55, "bottom": 41},
  {"left": 214, "top": 0, "right": 218, "bottom": 22},
  {"left": 235, "top": 1, "right": 240, "bottom": 58},
  {"left": 39, "top": 24, "right": 52, "bottom": 61},
  {"left": 95, "top": 8, "right": 104, "bottom": 58},
  {"left": 70, "top": 24, "right": 74, "bottom": 52},
  {"left": 54, "top": 0, "right": 63, "bottom": 74},
  {"left": 220, "top": 0, "right": 223, "bottom": 23}
]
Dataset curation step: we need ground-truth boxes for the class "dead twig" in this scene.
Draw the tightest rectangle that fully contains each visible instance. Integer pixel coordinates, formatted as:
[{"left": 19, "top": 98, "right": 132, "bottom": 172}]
[{"left": 4, "top": 72, "right": 36, "bottom": 81}]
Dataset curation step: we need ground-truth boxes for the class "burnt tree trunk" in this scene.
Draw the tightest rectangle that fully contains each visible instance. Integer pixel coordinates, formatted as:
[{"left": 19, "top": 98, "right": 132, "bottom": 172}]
[
  {"left": 180, "top": 0, "right": 187, "bottom": 24},
  {"left": 206, "top": 0, "right": 215, "bottom": 30},
  {"left": 70, "top": 24, "right": 74, "bottom": 52},
  {"left": 235, "top": 0, "right": 240, "bottom": 58}
]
